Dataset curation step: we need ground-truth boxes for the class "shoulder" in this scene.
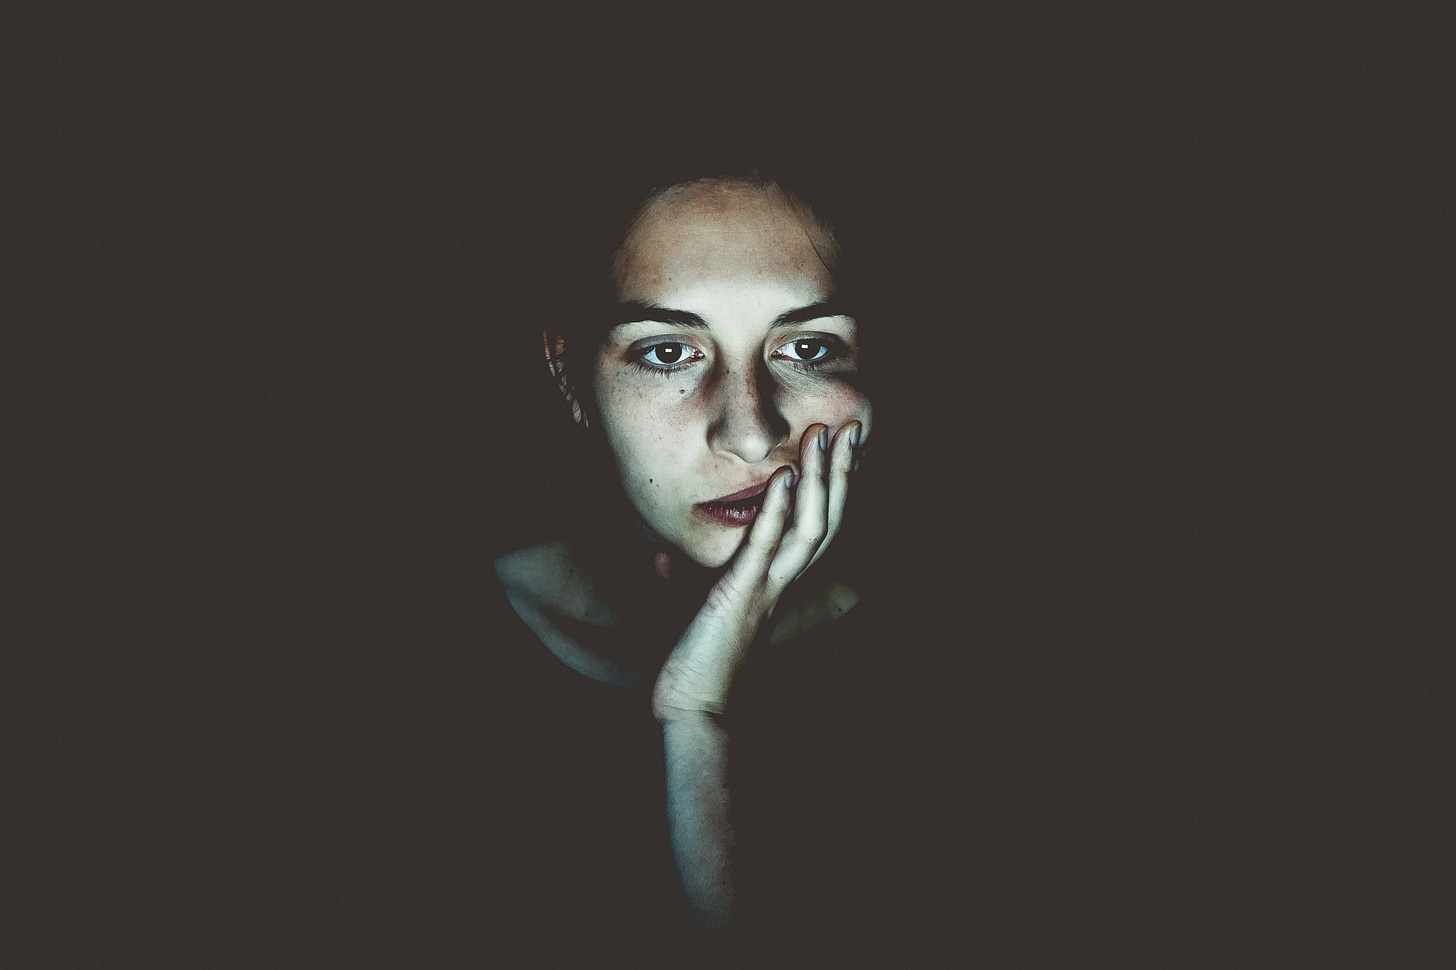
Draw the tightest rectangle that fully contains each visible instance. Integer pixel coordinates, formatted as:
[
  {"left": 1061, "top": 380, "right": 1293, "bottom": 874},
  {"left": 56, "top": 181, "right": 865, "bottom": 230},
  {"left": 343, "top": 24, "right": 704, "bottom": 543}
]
[
  {"left": 494, "top": 541, "right": 616, "bottom": 617},
  {"left": 493, "top": 541, "right": 636, "bottom": 687},
  {"left": 493, "top": 540, "right": 575, "bottom": 600}
]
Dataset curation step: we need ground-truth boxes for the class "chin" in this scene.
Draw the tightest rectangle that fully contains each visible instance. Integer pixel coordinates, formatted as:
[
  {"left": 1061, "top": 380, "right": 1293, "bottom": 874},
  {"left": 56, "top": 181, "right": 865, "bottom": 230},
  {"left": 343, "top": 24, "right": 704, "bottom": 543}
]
[
  {"left": 692, "top": 550, "right": 735, "bottom": 571},
  {"left": 676, "top": 532, "right": 740, "bottom": 571}
]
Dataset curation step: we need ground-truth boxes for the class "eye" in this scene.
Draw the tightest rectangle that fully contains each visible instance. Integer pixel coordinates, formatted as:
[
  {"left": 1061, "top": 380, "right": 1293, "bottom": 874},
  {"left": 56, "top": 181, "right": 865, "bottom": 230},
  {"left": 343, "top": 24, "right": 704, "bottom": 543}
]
[
  {"left": 641, "top": 343, "right": 687, "bottom": 366},
  {"left": 629, "top": 341, "right": 702, "bottom": 373},
  {"left": 773, "top": 337, "right": 838, "bottom": 364}
]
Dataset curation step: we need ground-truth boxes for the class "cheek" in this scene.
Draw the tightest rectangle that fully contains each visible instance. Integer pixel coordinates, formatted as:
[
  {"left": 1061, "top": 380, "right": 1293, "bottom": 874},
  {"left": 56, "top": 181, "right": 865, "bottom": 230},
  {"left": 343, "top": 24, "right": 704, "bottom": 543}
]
[
  {"left": 597, "top": 386, "right": 700, "bottom": 485},
  {"left": 790, "top": 384, "right": 873, "bottom": 437}
]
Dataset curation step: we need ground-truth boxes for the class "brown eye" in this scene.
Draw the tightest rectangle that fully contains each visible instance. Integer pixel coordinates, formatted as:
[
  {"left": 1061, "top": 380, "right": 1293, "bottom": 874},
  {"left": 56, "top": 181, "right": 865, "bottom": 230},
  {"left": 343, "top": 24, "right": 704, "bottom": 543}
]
[
  {"left": 774, "top": 337, "right": 837, "bottom": 363},
  {"left": 640, "top": 343, "right": 685, "bottom": 366},
  {"left": 631, "top": 341, "right": 701, "bottom": 373},
  {"left": 794, "top": 340, "right": 828, "bottom": 361}
]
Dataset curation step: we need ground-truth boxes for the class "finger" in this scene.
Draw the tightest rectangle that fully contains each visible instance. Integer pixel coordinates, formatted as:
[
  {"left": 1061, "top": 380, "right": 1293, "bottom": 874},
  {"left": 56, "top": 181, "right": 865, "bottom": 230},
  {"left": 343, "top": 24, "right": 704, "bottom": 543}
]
[
  {"left": 803, "top": 420, "right": 860, "bottom": 574},
  {"left": 771, "top": 424, "right": 831, "bottom": 587},
  {"left": 725, "top": 464, "right": 796, "bottom": 586}
]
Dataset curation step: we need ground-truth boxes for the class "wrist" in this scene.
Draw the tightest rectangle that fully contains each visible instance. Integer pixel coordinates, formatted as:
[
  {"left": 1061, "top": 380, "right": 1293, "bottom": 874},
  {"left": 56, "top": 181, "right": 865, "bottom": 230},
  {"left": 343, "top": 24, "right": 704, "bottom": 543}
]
[
  {"left": 651, "top": 663, "right": 731, "bottom": 721},
  {"left": 651, "top": 608, "right": 761, "bottom": 719},
  {"left": 652, "top": 699, "right": 726, "bottom": 727}
]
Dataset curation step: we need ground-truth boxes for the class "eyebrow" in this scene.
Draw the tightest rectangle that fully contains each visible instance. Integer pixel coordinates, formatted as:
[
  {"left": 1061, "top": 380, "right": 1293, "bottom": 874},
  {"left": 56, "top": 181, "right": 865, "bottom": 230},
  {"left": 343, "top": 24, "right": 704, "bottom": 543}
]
[{"left": 609, "top": 299, "right": 852, "bottom": 332}]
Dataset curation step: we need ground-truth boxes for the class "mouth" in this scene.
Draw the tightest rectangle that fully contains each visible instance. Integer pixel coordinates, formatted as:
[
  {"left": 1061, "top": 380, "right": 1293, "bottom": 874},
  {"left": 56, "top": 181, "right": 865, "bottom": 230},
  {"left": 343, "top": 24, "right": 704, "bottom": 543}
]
[{"left": 694, "top": 481, "right": 769, "bottom": 528}]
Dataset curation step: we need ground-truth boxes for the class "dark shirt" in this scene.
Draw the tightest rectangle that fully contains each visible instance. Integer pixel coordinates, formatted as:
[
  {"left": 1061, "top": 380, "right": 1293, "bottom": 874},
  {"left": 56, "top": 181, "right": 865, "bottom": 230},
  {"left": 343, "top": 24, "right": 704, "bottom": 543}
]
[
  {"left": 217, "top": 564, "right": 923, "bottom": 966},
  {"left": 478, "top": 572, "right": 926, "bottom": 964}
]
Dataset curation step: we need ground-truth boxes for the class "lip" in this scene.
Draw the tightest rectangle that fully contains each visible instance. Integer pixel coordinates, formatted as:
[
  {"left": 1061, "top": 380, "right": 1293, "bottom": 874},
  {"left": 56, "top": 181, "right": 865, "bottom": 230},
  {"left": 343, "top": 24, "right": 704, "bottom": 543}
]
[
  {"left": 693, "top": 480, "right": 770, "bottom": 528},
  {"left": 704, "top": 481, "right": 770, "bottom": 505}
]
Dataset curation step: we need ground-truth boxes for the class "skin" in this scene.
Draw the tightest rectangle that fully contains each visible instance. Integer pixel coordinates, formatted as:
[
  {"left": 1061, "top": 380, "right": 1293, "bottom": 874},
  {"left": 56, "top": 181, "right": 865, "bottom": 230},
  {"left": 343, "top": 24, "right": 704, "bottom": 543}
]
[
  {"left": 499, "top": 177, "right": 871, "bottom": 930},
  {"left": 592, "top": 178, "right": 872, "bottom": 571}
]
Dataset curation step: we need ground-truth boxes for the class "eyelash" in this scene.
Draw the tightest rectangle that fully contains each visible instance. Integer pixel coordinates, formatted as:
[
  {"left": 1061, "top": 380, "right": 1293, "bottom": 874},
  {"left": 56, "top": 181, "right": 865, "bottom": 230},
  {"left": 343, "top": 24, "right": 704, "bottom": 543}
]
[
  {"left": 628, "top": 336, "right": 846, "bottom": 377},
  {"left": 628, "top": 342, "right": 703, "bottom": 376},
  {"left": 772, "top": 337, "right": 842, "bottom": 367}
]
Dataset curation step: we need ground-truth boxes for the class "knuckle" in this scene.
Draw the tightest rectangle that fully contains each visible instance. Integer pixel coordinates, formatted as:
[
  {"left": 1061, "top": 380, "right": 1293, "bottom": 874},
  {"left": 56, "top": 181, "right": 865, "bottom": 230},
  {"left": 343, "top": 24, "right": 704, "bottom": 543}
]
[
  {"left": 766, "top": 561, "right": 797, "bottom": 587},
  {"left": 791, "top": 533, "right": 824, "bottom": 559}
]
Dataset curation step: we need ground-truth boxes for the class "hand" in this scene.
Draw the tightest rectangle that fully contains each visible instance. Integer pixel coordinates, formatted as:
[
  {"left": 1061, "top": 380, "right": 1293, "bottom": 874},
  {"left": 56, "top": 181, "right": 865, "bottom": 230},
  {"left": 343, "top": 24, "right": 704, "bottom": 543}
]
[{"left": 651, "top": 419, "right": 863, "bottom": 719}]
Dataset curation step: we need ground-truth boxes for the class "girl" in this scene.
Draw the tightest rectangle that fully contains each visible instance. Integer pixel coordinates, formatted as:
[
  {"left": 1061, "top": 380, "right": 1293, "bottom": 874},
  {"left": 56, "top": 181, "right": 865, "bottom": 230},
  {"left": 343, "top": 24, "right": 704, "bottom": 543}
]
[{"left": 494, "top": 168, "right": 890, "bottom": 953}]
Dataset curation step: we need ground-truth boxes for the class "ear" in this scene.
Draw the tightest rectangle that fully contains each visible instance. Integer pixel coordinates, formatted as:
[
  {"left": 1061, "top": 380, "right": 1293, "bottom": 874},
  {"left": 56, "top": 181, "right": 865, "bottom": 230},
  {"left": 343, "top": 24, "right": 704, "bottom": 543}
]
[{"left": 542, "top": 329, "right": 589, "bottom": 429}]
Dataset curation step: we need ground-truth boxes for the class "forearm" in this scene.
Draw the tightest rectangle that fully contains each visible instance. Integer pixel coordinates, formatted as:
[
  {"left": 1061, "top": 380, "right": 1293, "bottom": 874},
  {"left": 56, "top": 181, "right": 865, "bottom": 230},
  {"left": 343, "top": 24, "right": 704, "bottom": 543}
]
[{"left": 659, "top": 710, "right": 735, "bottom": 930}]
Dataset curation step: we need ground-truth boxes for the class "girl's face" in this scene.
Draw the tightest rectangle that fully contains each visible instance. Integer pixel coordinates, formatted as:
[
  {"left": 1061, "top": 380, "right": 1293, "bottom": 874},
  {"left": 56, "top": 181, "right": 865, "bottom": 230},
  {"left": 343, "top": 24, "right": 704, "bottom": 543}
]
[{"left": 591, "top": 180, "right": 873, "bottom": 569}]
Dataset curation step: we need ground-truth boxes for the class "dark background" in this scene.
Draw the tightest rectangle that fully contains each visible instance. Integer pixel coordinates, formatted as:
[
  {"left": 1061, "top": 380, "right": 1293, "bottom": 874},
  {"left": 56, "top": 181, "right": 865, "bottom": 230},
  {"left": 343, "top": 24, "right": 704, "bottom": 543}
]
[{"left": 14, "top": 5, "right": 1442, "bottom": 966}]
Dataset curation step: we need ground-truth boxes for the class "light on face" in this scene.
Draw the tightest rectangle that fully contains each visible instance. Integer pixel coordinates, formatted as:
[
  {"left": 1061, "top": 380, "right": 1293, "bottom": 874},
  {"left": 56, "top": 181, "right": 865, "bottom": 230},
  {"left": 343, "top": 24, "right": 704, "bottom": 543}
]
[{"left": 590, "top": 180, "right": 872, "bottom": 568}]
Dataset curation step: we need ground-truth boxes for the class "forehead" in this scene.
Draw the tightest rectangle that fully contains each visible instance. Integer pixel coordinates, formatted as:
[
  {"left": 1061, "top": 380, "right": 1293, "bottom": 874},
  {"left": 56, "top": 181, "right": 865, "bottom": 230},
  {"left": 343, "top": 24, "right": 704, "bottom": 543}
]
[{"left": 611, "top": 181, "right": 838, "bottom": 304}]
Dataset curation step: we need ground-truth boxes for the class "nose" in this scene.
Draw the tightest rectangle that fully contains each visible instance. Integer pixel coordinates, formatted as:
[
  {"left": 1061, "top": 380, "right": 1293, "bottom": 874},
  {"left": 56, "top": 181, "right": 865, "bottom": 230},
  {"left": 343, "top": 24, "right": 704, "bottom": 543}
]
[{"left": 705, "top": 360, "right": 789, "bottom": 465}]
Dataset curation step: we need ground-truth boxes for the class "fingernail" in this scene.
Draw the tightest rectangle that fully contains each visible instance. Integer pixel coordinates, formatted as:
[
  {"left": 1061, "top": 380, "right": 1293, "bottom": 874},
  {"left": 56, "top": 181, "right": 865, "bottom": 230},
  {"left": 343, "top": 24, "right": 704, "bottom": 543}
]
[
  {"left": 818, "top": 427, "right": 828, "bottom": 451},
  {"left": 782, "top": 469, "right": 796, "bottom": 490},
  {"left": 850, "top": 425, "right": 862, "bottom": 450}
]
